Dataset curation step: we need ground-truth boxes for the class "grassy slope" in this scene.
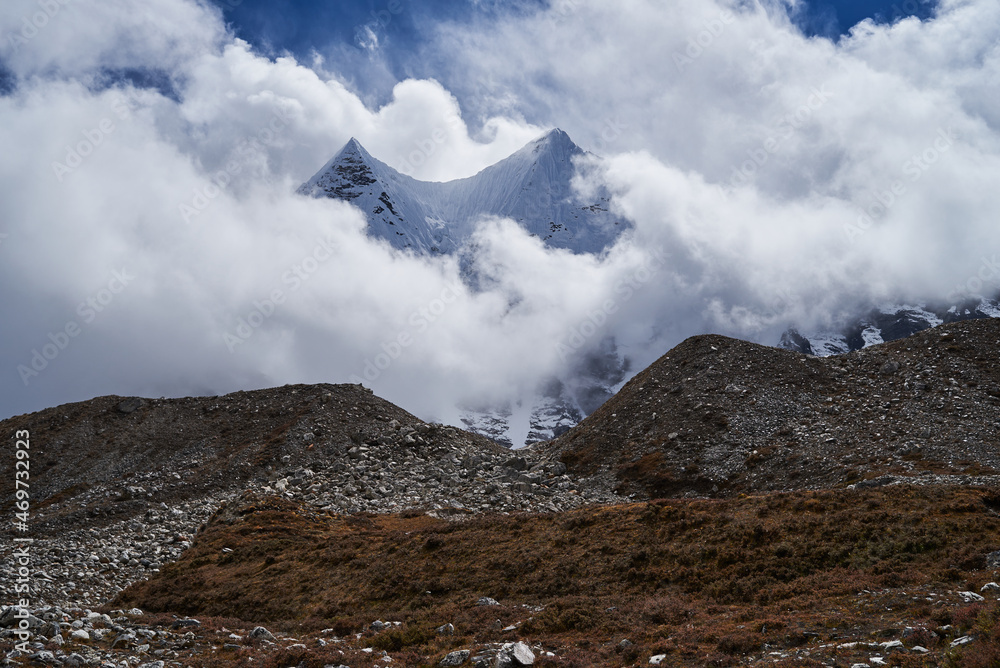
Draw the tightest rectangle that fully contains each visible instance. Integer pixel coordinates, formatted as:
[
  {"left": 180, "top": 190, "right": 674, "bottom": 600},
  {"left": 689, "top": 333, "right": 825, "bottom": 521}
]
[{"left": 114, "top": 485, "right": 1000, "bottom": 667}]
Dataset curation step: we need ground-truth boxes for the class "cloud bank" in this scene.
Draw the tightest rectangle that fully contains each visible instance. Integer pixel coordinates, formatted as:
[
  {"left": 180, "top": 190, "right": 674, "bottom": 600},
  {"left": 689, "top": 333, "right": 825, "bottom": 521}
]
[{"left": 1, "top": 0, "right": 999, "bottom": 426}]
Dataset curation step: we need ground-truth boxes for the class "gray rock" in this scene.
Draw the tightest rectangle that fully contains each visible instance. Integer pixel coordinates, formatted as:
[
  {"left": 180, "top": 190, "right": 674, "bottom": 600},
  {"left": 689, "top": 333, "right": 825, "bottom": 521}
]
[
  {"left": 437, "top": 623, "right": 455, "bottom": 635},
  {"left": 511, "top": 642, "right": 535, "bottom": 665},
  {"left": 248, "top": 626, "right": 276, "bottom": 642},
  {"left": 476, "top": 597, "right": 500, "bottom": 607},
  {"left": 504, "top": 457, "right": 528, "bottom": 472},
  {"left": 496, "top": 641, "right": 534, "bottom": 666},
  {"left": 0, "top": 607, "right": 42, "bottom": 629},
  {"left": 111, "top": 632, "right": 137, "bottom": 648},
  {"left": 855, "top": 475, "right": 895, "bottom": 489},
  {"left": 116, "top": 397, "right": 144, "bottom": 414},
  {"left": 440, "top": 649, "right": 471, "bottom": 666}
]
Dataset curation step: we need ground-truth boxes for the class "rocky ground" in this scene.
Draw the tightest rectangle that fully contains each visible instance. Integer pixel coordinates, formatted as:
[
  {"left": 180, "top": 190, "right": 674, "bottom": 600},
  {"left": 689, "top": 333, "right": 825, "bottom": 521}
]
[
  {"left": 5, "top": 319, "right": 1000, "bottom": 666},
  {"left": 534, "top": 319, "right": 1000, "bottom": 499},
  {"left": 10, "top": 486, "right": 1000, "bottom": 667},
  {"left": 0, "top": 384, "right": 620, "bottom": 666}
]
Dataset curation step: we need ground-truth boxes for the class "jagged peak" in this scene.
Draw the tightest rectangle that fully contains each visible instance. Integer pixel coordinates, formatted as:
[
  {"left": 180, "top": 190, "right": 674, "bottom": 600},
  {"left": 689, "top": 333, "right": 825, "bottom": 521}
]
[
  {"left": 527, "top": 128, "right": 577, "bottom": 149},
  {"left": 540, "top": 127, "right": 572, "bottom": 142},
  {"left": 501, "top": 128, "right": 583, "bottom": 165},
  {"left": 335, "top": 136, "right": 373, "bottom": 160}
]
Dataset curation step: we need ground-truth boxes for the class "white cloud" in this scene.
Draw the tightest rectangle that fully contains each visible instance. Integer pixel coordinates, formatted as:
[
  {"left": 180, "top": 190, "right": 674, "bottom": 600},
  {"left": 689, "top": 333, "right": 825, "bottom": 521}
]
[{"left": 2, "top": 0, "right": 1000, "bottom": 428}]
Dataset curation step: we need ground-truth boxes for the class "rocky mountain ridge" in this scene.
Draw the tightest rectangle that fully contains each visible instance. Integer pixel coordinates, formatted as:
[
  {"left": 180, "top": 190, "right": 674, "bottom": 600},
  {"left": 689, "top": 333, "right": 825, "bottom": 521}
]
[
  {"left": 297, "top": 129, "right": 626, "bottom": 256},
  {"left": 536, "top": 318, "right": 1000, "bottom": 500}
]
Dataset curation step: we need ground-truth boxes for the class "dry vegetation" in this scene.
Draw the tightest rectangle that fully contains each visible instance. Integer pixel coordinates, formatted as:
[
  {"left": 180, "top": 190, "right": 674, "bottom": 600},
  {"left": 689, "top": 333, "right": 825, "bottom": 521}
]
[{"left": 112, "top": 484, "right": 1000, "bottom": 666}]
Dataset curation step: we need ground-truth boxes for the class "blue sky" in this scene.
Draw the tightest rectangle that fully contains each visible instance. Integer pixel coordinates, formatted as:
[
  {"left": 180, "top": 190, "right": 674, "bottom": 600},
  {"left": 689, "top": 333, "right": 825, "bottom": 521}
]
[
  {"left": 792, "top": 0, "right": 937, "bottom": 36},
  {"left": 211, "top": 0, "right": 939, "bottom": 103},
  {"left": 213, "top": 0, "right": 937, "bottom": 55}
]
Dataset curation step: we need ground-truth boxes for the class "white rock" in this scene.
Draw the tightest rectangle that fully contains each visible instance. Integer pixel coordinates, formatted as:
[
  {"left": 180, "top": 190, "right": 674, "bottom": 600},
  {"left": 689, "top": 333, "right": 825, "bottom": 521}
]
[
  {"left": 959, "top": 591, "right": 985, "bottom": 602},
  {"left": 981, "top": 582, "right": 1000, "bottom": 592},
  {"left": 511, "top": 641, "right": 534, "bottom": 665},
  {"left": 951, "top": 636, "right": 974, "bottom": 647},
  {"left": 650, "top": 656, "right": 667, "bottom": 665}
]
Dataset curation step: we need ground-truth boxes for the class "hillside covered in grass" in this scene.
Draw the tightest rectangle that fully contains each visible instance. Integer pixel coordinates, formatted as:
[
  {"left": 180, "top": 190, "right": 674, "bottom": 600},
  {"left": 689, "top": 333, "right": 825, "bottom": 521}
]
[{"left": 111, "top": 485, "right": 1000, "bottom": 667}]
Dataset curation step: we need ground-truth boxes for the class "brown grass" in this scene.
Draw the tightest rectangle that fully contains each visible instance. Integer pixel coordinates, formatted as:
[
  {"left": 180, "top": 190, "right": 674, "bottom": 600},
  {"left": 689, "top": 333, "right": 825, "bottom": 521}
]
[{"left": 106, "top": 485, "right": 1000, "bottom": 666}]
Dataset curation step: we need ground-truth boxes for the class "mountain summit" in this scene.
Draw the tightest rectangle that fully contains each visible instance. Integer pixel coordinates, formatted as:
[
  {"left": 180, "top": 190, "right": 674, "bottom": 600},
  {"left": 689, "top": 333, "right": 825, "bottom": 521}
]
[{"left": 297, "top": 129, "right": 626, "bottom": 254}]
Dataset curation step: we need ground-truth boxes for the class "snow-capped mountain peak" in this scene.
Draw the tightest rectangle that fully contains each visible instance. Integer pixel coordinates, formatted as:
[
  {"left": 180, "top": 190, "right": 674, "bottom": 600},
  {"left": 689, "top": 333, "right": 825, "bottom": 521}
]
[
  {"left": 298, "top": 130, "right": 626, "bottom": 255},
  {"left": 296, "top": 130, "right": 631, "bottom": 448}
]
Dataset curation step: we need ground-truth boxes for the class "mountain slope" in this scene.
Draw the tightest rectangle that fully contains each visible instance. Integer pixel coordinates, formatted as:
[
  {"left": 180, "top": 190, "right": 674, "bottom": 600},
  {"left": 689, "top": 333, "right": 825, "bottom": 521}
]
[
  {"left": 0, "top": 383, "right": 519, "bottom": 535},
  {"left": 297, "top": 129, "right": 626, "bottom": 255},
  {"left": 535, "top": 318, "right": 1000, "bottom": 498}
]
